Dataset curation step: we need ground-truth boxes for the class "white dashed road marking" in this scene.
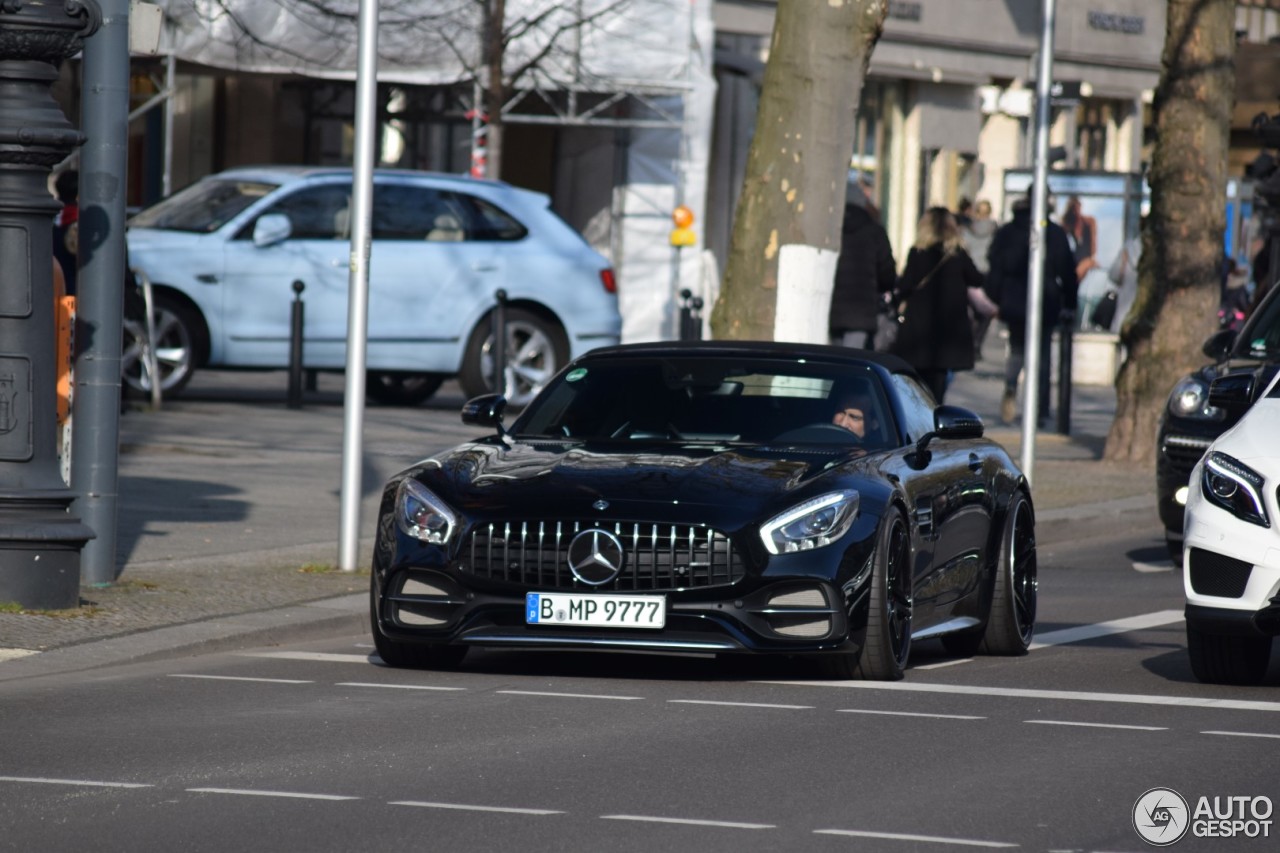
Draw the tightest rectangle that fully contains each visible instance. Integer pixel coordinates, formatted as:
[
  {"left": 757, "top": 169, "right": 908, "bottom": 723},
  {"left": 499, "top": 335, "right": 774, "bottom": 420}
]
[
  {"left": 241, "top": 651, "right": 370, "bottom": 664},
  {"left": 667, "top": 699, "right": 812, "bottom": 710},
  {"left": 602, "top": 815, "right": 775, "bottom": 830},
  {"left": 1029, "top": 610, "right": 1183, "bottom": 649},
  {"left": 1024, "top": 719, "right": 1167, "bottom": 731},
  {"left": 838, "top": 709, "right": 985, "bottom": 720},
  {"left": 168, "top": 674, "right": 312, "bottom": 684},
  {"left": 188, "top": 788, "right": 358, "bottom": 801},
  {"left": 913, "top": 658, "right": 974, "bottom": 670},
  {"left": 336, "top": 682, "right": 466, "bottom": 691},
  {"left": 1201, "top": 730, "right": 1280, "bottom": 739},
  {"left": 760, "top": 680, "right": 1280, "bottom": 712},
  {"left": 0, "top": 649, "right": 39, "bottom": 662},
  {"left": 814, "top": 829, "right": 1017, "bottom": 847},
  {"left": 390, "top": 801, "right": 562, "bottom": 815},
  {"left": 0, "top": 776, "right": 151, "bottom": 789},
  {"left": 496, "top": 690, "right": 642, "bottom": 701}
]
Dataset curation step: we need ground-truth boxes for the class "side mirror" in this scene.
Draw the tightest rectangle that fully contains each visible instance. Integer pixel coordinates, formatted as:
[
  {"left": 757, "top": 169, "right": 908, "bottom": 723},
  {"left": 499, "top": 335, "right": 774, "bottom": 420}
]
[
  {"left": 1202, "top": 328, "right": 1236, "bottom": 360},
  {"left": 461, "top": 394, "right": 508, "bottom": 433},
  {"left": 252, "top": 213, "right": 292, "bottom": 248},
  {"left": 1208, "top": 373, "right": 1255, "bottom": 415},
  {"left": 934, "top": 405, "right": 984, "bottom": 440},
  {"left": 914, "top": 406, "right": 984, "bottom": 457}
]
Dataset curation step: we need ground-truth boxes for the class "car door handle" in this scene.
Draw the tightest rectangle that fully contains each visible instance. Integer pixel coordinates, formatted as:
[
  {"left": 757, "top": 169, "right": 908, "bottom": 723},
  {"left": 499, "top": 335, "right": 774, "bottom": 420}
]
[
  {"left": 968, "top": 453, "right": 982, "bottom": 472},
  {"left": 471, "top": 262, "right": 498, "bottom": 272},
  {"left": 330, "top": 258, "right": 350, "bottom": 268},
  {"left": 195, "top": 273, "right": 218, "bottom": 284}
]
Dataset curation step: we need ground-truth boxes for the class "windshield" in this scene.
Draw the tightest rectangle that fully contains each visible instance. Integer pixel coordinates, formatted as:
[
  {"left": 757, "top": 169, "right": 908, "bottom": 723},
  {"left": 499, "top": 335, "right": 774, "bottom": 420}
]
[
  {"left": 129, "top": 179, "right": 277, "bottom": 233},
  {"left": 1236, "top": 286, "right": 1280, "bottom": 359},
  {"left": 511, "top": 356, "right": 897, "bottom": 450}
]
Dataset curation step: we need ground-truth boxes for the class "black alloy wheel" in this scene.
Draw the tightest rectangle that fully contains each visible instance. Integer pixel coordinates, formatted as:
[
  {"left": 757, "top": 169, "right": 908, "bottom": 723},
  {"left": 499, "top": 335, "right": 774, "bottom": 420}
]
[
  {"left": 823, "top": 509, "right": 912, "bottom": 680},
  {"left": 981, "top": 491, "right": 1037, "bottom": 655}
]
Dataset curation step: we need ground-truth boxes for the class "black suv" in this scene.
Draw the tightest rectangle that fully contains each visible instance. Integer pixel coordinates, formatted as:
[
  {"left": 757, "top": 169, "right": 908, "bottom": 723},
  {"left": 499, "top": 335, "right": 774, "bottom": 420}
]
[{"left": 1157, "top": 283, "right": 1280, "bottom": 560}]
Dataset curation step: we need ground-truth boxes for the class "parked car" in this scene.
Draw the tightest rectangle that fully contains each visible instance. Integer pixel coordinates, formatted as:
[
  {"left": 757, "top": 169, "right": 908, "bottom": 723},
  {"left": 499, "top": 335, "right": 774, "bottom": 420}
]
[
  {"left": 124, "top": 167, "right": 621, "bottom": 406},
  {"left": 1182, "top": 369, "right": 1280, "bottom": 684},
  {"left": 1157, "top": 283, "right": 1280, "bottom": 561},
  {"left": 369, "top": 342, "right": 1038, "bottom": 680}
]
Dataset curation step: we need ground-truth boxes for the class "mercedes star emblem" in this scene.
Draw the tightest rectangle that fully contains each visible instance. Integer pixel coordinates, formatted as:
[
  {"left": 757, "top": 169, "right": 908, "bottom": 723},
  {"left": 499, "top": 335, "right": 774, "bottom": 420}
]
[{"left": 566, "top": 529, "right": 625, "bottom": 586}]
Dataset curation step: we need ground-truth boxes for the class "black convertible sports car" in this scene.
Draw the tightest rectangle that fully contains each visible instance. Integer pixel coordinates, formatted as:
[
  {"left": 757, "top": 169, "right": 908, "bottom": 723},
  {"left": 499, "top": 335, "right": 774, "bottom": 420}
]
[{"left": 370, "top": 342, "right": 1037, "bottom": 680}]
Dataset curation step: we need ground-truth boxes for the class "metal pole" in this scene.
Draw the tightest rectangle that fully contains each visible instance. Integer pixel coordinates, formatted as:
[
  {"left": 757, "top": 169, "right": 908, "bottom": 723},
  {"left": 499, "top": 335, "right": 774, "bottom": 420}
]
[
  {"left": 1056, "top": 316, "right": 1072, "bottom": 434},
  {"left": 337, "top": 0, "right": 379, "bottom": 572},
  {"left": 492, "top": 290, "right": 508, "bottom": 396},
  {"left": 1022, "top": 0, "right": 1057, "bottom": 486},
  {"left": 0, "top": 1, "right": 100, "bottom": 607},
  {"left": 162, "top": 52, "right": 175, "bottom": 198},
  {"left": 288, "top": 280, "right": 305, "bottom": 409},
  {"left": 72, "top": 0, "right": 128, "bottom": 585}
]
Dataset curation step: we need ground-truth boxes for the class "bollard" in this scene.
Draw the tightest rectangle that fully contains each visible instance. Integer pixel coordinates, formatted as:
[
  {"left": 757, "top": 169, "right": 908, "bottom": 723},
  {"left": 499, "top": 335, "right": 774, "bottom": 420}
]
[
  {"left": 690, "top": 296, "right": 704, "bottom": 341},
  {"left": 678, "top": 289, "right": 694, "bottom": 341},
  {"left": 492, "top": 289, "right": 508, "bottom": 396},
  {"left": 288, "top": 280, "right": 305, "bottom": 408},
  {"left": 1056, "top": 317, "right": 1073, "bottom": 435}
]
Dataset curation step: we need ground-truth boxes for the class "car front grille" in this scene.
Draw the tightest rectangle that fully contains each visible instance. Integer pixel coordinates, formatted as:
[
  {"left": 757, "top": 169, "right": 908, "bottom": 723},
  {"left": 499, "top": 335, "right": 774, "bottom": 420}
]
[
  {"left": 1188, "top": 548, "right": 1252, "bottom": 598},
  {"left": 461, "top": 520, "right": 747, "bottom": 591},
  {"left": 1162, "top": 435, "right": 1213, "bottom": 477}
]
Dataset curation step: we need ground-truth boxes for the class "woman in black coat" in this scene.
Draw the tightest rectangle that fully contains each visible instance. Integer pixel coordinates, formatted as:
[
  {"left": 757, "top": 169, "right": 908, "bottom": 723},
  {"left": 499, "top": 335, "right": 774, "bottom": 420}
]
[{"left": 890, "top": 207, "right": 986, "bottom": 402}]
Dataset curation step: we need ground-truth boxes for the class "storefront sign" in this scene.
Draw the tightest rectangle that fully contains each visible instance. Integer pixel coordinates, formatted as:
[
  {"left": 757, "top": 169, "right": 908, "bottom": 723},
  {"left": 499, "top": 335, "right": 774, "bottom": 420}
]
[
  {"left": 1088, "top": 11, "right": 1144, "bottom": 35},
  {"left": 889, "top": 2, "right": 922, "bottom": 22}
]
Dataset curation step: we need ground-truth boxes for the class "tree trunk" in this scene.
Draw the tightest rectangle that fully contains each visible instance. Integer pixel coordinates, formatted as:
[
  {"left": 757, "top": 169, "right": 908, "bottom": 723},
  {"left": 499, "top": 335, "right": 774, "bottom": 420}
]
[
  {"left": 710, "top": 0, "right": 888, "bottom": 342},
  {"left": 482, "top": 0, "right": 506, "bottom": 178},
  {"left": 1104, "top": 0, "right": 1235, "bottom": 462}
]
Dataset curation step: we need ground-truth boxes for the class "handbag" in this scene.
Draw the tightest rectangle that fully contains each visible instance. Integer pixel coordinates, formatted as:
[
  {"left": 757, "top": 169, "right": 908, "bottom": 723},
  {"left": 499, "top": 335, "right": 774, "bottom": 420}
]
[
  {"left": 1090, "top": 288, "right": 1119, "bottom": 331},
  {"left": 876, "top": 249, "right": 953, "bottom": 351}
]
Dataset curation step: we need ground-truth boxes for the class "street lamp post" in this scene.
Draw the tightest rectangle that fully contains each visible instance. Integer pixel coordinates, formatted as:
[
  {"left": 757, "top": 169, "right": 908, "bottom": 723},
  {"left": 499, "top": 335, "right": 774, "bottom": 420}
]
[{"left": 0, "top": 1, "right": 100, "bottom": 609}]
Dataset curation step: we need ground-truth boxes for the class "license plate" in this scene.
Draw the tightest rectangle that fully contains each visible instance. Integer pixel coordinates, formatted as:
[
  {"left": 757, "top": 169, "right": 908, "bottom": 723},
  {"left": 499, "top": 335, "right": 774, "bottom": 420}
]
[{"left": 525, "top": 592, "right": 666, "bottom": 629}]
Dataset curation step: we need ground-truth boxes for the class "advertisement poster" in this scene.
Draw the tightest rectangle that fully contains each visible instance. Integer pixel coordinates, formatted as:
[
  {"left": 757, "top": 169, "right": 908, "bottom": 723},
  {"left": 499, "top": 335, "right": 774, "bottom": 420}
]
[{"left": 1003, "top": 170, "right": 1146, "bottom": 331}]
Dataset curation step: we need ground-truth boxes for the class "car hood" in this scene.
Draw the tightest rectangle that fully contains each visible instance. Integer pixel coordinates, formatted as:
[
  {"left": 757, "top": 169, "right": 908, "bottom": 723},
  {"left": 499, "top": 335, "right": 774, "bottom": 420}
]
[
  {"left": 414, "top": 439, "right": 881, "bottom": 527},
  {"left": 126, "top": 228, "right": 209, "bottom": 251},
  {"left": 1213, "top": 398, "right": 1280, "bottom": 466}
]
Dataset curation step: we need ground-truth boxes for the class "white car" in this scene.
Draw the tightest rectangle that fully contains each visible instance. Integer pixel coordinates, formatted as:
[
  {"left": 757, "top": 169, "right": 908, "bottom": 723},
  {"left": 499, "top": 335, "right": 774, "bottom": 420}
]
[
  {"left": 125, "top": 167, "right": 621, "bottom": 406},
  {"left": 1183, "top": 369, "right": 1280, "bottom": 684}
]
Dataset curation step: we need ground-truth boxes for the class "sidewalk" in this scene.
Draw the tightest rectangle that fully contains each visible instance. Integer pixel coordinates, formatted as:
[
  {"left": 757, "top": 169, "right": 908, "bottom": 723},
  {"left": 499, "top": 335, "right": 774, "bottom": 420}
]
[{"left": 0, "top": 334, "right": 1157, "bottom": 679}]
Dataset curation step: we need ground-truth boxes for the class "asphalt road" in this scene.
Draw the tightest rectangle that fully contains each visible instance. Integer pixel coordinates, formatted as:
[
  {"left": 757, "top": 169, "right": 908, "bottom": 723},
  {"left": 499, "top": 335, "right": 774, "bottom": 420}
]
[{"left": 2, "top": 512, "right": 1277, "bottom": 853}]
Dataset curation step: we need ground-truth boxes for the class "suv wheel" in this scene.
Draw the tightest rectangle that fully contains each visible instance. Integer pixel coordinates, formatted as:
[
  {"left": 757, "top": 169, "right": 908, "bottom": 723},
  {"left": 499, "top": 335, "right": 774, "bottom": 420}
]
[
  {"left": 366, "top": 372, "right": 445, "bottom": 406},
  {"left": 459, "top": 308, "right": 568, "bottom": 407},
  {"left": 122, "top": 292, "right": 203, "bottom": 396}
]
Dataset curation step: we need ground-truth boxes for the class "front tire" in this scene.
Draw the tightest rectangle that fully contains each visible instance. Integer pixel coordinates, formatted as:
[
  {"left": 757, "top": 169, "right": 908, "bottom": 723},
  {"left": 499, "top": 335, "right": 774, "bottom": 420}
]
[
  {"left": 980, "top": 490, "right": 1037, "bottom": 655},
  {"left": 370, "top": 599, "right": 468, "bottom": 670},
  {"left": 822, "top": 509, "right": 913, "bottom": 680},
  {"left": 458, "top": 307, "right": 568, "bottom": 407},
  {"left": 1187, "top": 625, "right": 1271, "bottom": 685}
]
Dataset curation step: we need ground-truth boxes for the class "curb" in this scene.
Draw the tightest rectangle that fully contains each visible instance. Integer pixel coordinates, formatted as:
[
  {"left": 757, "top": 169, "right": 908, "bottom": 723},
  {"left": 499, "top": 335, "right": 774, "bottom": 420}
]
[{"left": 0, "top": 593, "right": 366, "bottom": 683}]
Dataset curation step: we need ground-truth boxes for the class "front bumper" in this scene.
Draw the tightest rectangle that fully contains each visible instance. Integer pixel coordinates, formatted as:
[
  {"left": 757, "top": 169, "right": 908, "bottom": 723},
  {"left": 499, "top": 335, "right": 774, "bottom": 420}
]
[{"left": 374, "top": 559, "right": 874, "bottom": 657}]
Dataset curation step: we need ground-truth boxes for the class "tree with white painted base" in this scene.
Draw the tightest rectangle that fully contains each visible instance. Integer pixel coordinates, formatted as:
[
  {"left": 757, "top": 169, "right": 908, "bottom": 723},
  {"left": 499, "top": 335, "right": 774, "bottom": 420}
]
[{"left": 710, "top": 0, "right": 889, "bottom": 342}]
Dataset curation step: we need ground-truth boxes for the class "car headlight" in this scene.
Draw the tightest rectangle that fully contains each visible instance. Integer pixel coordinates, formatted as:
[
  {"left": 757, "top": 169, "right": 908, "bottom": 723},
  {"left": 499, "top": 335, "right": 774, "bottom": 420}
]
[
  {"left": 760, "top": 490, "right": 860, "bottom": 555},
  {"left": 1202, "top": 452, "right": 1269, "bottom": 527},
  {"left": 396, "top": 479, "right": 457, "bottom": 544},
  {"left": 1168, "top": 377, "right": 1221, "bottom": 419}
]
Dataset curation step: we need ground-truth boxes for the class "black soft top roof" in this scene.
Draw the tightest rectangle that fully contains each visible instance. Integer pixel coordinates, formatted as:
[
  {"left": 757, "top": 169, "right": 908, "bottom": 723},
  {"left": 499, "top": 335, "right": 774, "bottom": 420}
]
[{"left": 577, "top": 340, "right": 916, "bottom": 376}]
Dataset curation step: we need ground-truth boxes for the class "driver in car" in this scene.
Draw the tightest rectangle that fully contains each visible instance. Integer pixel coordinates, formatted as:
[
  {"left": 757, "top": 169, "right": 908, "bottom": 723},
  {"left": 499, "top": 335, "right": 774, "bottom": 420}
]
[{"left": 832, "top": 393, "right": 876, "bottom": 440}]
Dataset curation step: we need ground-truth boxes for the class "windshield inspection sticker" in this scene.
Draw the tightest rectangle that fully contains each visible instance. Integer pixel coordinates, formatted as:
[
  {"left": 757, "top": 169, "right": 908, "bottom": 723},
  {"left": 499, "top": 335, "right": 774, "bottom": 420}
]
[{"left": 566, "top": 368, "right": 588, "bottom": 382}]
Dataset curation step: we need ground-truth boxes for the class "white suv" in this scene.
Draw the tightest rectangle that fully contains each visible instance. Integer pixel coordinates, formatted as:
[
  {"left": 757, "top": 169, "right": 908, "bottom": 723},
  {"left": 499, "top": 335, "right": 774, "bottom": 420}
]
[
  {"left": 125, "top": 167, "right": 621, "bottom": 406},
  {"left": 1183, "top": 369, "right": 1280, "bottom": 684}
]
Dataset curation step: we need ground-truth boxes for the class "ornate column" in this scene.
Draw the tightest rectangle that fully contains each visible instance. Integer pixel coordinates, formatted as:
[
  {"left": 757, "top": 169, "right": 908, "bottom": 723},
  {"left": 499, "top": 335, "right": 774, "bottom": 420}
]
[{"left": 0, "top": 0, "right": 100, "bottom": 609}]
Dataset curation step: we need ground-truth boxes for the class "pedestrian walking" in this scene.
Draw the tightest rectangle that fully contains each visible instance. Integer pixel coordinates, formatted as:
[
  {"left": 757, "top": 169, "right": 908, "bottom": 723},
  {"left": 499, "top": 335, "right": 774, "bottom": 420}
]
[
  {"left": 889, "top": 207, "right": 987, "bottom": 402},
  {"left": 962, "top": 199, "right": 998, "bottom": 357},
  {"left": 829, "top": 179, "right": 896, "bottom": 350},
  {"left": 985, "top": 197, "right": 1079, "bottom": 426}
]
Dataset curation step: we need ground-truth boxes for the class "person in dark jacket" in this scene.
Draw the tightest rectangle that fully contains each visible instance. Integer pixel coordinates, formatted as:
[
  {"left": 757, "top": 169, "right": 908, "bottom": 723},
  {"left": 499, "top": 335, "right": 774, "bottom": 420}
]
[
  {"left": 828, "top": 181, "right": 896, "bottom": 349},
  {"left": 889, "top": 207, "right": 985, "bottom": 402},
  {"left": 985, "top": 197, "right": 1079, "bottom": 425}
]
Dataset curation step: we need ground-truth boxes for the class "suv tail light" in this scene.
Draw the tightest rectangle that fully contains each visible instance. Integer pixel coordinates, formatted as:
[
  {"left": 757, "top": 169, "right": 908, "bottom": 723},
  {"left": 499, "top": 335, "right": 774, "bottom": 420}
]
[{"left": 600, "top": 268, "right": 617, "bottom": 294}]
